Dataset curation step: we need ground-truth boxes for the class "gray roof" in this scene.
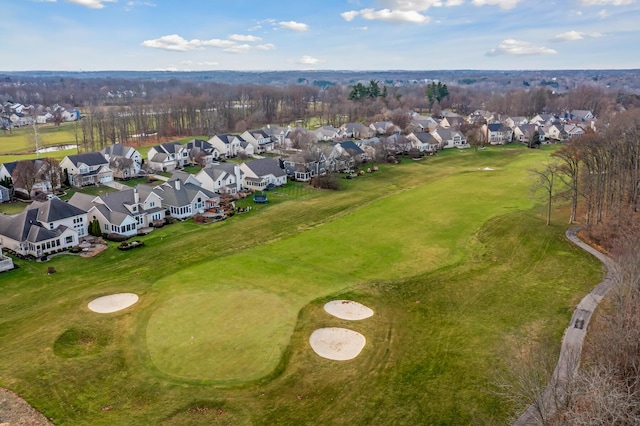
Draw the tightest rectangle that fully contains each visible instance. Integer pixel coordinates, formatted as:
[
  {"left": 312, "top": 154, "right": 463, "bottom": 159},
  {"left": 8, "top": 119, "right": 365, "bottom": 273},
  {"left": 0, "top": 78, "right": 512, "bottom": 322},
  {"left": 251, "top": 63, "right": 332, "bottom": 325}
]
[
  {"left": 65, "top": 152, "right": 109, "bottom": 167},
  {"left": 413, "top": 132, "right": 438, "bottom": 144},
  {"left": 0, "top": 202, "right": 77, "bottom": 244},
  {"left": 29, "top": 198, "right": 86, "bottom": 223},
  {"left": 153, "top": 179, "right": 219, "bottom": 208},
  {"left": 242, "top": 158, "right": 286, "bottom": 178},
  {"left": 102, "top": 143, "right": 131, "bottom": 158}
]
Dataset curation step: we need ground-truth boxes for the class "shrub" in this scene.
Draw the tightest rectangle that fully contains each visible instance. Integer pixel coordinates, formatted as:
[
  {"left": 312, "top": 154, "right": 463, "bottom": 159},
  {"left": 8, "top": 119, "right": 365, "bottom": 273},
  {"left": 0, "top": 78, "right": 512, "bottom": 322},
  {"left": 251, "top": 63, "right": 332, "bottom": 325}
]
[
  {"left": 47, "top": 266, "right": 56, "bottom": 274},
  {"left": 310, "top": 174, "right": 341, "bottom": 190}
]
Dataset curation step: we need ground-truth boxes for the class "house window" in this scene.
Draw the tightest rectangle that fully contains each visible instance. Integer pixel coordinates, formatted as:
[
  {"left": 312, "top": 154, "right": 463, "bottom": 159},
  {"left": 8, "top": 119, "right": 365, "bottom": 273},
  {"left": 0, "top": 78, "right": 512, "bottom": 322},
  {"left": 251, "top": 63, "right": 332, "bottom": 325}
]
[
  {"left": 104, "top": 224, "right": 108, "bottom": 230},
  {"left": 150, "top": 201, "right": 155, "bottom": 207}
]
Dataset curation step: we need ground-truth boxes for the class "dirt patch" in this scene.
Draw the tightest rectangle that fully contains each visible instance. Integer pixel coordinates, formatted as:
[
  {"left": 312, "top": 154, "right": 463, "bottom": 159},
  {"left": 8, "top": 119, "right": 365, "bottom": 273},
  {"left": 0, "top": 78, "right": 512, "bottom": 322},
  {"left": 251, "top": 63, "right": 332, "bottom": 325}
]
[{"left": 0, "top": 388, "right": 53, "bottom": 425}]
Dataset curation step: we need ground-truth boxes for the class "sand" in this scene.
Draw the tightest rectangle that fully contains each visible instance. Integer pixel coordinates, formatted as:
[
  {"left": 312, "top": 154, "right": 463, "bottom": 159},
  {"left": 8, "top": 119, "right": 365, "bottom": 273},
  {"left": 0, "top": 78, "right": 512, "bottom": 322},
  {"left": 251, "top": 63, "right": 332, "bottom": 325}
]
[
  {"left": 323, "top": 300, "right": 374, "bottom": 320},
  {"left": 88, "top": 293, "right": 139, "bottom": 313},
  {"left": 309, "top": 327, "right": 366, "bottom": 361}
]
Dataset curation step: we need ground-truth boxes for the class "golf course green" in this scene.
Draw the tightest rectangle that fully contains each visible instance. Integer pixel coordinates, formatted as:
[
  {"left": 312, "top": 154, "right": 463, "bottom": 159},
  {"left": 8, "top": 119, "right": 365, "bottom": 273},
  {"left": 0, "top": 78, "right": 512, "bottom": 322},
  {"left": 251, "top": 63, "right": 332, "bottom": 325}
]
[{"left": 0, "top": 145, "right": 602, "bottom": 424}]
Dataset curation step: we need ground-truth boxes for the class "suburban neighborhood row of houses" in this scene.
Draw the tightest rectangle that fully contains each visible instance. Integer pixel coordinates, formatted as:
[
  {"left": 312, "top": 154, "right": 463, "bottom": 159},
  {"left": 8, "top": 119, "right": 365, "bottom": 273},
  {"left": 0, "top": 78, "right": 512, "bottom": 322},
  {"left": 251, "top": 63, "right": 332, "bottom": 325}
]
[
  {"left": 1, "top": 102, "right": 80, "bottom": 129},
  {"left": 0, "top": 108, "right": 597, "bottom": 261}
]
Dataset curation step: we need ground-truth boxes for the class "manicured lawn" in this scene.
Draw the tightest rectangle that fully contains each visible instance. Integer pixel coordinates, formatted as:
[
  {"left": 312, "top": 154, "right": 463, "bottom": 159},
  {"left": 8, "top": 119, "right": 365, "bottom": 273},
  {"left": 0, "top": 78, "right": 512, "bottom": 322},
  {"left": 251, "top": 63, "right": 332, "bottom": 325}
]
[
  {"left": 0, "top": 123, "right": 80, "bottom": 155},
  {"left": 0, "top": 145, "right": 602, "bottom": 425}
]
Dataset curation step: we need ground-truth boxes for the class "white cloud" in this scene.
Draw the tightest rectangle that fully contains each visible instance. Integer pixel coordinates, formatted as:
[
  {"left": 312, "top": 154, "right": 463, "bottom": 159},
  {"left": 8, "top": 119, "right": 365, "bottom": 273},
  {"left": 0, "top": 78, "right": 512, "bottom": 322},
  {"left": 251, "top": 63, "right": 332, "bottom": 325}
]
[
  {"left": 181, "top": 60, "right": 219, "bottom": 67},
  {"left": 341, "top": 0, "right": 463, "bottom": 24},
  {"left": 341, "top": 10, "right": 360, "bottom": 21},
  {"left": 299, "top": 55, "right": 320, "bottom": 65},
  {"left": 343, "top": 8, "right": 431, "bottom": 23},
  {"left": 32, "top": 0, "right": 57, "bottom": 3},
  {"left": 471, "top": 0, "right": 522, "bottom": 9},
  {"left": 124, "top": 1, "right": 156, "bottom": 11},
  {"left": 598, "top": 8, "right": 609, "bottom": 17},
  {"left": 224, "top": 44, "right": 251, "bottom": 54},
  {"left": 65, "top": 0, "right": 117, "bottom": 8},
  {"left": 256, "top": 43, "right": 276, "bottom": 50},
  {"left": 577, "top": 0, "right": 634, "bottom": 5},
  {"left": 279, "top": 21, "right": 309, "bottom": 31},
  {"left": 486, "top": 39, "right": 558, "bottom": 56},
  {"left": 141, "top": 35, "right": 235, "bottom": 51},
  {"left": 551, "top": 30, "right": 604, "bottom": 42},
  {"left": 229, "top": 34, "right": 262, "bottom": 42}
]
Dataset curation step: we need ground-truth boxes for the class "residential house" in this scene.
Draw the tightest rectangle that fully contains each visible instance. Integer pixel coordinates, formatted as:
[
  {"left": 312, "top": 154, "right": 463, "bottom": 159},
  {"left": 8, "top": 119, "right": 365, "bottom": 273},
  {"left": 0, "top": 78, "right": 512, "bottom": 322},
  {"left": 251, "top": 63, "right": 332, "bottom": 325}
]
[
  {"left": 468, "top": 110, "right": 496, "bottom": 124},
  {"left": 564, "top": 124, "right": 585, "bottom": 139},
  {"left": 0, "top": 159, "right": 61, "bottom": 196},
  {"left": 340, "top": 122, "right": 373, "bottom": 139},
  {"left": 196, "top": 163, "right": 244, "bottom": 195},
  {"left": 146, "top": 142, "right": 189, "bottom": 172},
  {"left": 185, "top": 139, "right": 220, "bottom": 166},
  {"left": 239, "top": 158, "right": 287, "bottom": 191},
  {"left": 69, "top": 187, "right": 163, "bottom": 237},
  {"left": 369, "top": 121, "right": 399, "bottom": 135},
  {"left": 262, "top": 124, "right": 289, "bottom": 147},
  {"left": 0, "top": 198, "right": 87, "bottom": 258},
  {"left": 238, "top": 139, "right": 256, "bottom": 157},
  {"left": 439, "top": 116, "right": 465, "bottom": 129},
  {"left": 512, "top": 124, "right": 540, "bottom": 144},
  {"left": 60, "top": 152, "right": 113, "bottom": 187},
  {"left": 431, "top": 128, "right": 468, "bottom": 149},
  {"left": 505, "top": 116, "right": 528, "bottom": 129},
  {"left": 570, "top": 110, "right": 595, "bottom": 121},
  {"left": 0, "top": 248, "right": 14, "bottom": 272},
  {"left": 9, "top": 113, "right": 32, "bottom": 127},
  {"left": 151, "top": 176, "right": 219, "bottom": 220},
  {"left": 240, "top": 129, "right": 275, "bottom": 153},
  {"left": 530, "top": 113, "right": 557, "bottom": 127},
  {"left": 0, "top": 185, "right": 9, "bottom": 203},
  {"left": 482, "top": 123, "right": 513, "bottom": 145},
  {"left": 407, "top": 132, "right": 440, "bottom": 153},
  {"left": 209, "top": 134, "right": 242, "bottom": 158},
  {"left": 314, "top": 125, "right": 340, "bottom": 141},
  {"left": 545, "top": 123, "right": 568, "bottom": 142},
  {"left": 101, "top": 142, "right": 143, "bottom": 179},
  {"left": 281, "top": 150, "right": 327, "bottom": 182},
  {"left": 410, "top": 115, "right": 439, "bottom": 132},
  {"left": 324, "top": 141, "right": 367, "bottom": 172}
]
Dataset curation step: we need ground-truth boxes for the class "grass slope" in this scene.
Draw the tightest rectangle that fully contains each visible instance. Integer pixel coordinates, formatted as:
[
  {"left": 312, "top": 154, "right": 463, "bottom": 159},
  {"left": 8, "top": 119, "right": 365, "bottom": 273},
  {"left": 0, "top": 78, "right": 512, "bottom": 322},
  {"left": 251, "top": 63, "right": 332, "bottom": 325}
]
[{"left": 0, "top": 146, "right": 602, "bottom": 425}]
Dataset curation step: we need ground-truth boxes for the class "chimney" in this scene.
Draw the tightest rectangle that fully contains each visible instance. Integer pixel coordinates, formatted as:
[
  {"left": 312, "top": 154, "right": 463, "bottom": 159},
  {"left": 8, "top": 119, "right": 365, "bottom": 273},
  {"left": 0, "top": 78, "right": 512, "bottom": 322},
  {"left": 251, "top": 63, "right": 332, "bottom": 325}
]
[
  {"left": 175, "top": 179, "right": 181, "bottom": 190},
  {"left": 134, "top": 188, "right": 139, "bottom": 204}
]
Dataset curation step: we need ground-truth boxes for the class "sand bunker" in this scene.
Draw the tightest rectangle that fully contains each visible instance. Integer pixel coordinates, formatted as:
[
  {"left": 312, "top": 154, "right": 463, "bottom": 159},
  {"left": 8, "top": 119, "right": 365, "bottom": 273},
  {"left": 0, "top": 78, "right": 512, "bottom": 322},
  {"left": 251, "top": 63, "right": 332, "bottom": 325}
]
[
  {"left": 88, "top": 293, "right": 139, "bottom": 313},
  {"left": 309, "top": 327, "right": 366, "bottom": 361},
  {"left": 324, "top": 300, "right": 374, "bottom": 320}
]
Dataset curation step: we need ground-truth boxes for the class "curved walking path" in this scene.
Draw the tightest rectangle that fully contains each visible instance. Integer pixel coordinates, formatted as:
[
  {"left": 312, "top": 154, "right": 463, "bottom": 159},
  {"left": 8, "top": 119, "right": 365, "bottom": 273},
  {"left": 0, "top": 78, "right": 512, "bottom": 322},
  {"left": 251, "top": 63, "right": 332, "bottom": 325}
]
[{"left": 514, "top": 226, "right": 616, "bottom": 425}]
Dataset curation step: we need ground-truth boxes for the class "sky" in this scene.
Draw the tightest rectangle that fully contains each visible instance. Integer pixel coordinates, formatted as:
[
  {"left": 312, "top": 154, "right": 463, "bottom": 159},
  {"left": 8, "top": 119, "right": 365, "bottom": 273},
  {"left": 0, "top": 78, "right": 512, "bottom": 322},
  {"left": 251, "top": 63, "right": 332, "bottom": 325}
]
[{"left": 2, "top": 0, "right": 639, "bottom": 71}]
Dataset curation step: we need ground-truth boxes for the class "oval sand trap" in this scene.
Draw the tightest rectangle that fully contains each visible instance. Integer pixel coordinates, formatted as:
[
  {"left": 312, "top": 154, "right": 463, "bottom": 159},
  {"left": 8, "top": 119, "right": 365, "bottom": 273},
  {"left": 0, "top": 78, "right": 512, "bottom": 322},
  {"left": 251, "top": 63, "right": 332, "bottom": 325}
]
[
  {"left": 88, "top": 293, "right": 139, "bottom": 313},
  {"left": 309, "top": 327, "right": 366, "bottom": 361},
  {"left": 324, "top": 300, "right": 374, "bottom": 320}
]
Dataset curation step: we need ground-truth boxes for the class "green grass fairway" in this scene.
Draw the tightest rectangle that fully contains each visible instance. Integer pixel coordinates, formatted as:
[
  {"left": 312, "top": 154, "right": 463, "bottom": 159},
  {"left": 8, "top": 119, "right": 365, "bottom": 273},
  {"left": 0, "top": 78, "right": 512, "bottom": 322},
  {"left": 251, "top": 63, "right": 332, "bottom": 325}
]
[
  {"left": 0, "top": 145, "right": 602, "bottom": 425},
  {"left": 147, "top": 290, "right": 291, "bottom": 382}
]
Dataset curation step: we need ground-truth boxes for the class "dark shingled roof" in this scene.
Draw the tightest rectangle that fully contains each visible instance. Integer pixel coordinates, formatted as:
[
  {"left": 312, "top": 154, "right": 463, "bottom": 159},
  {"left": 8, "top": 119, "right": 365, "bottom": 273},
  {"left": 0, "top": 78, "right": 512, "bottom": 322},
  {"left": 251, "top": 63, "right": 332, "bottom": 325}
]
[
  {"left": 242, "top": 158, "right": 286, "bottom": 178},
  {"left": 65, "top": 152, "right": 109, "bottom": 167}
]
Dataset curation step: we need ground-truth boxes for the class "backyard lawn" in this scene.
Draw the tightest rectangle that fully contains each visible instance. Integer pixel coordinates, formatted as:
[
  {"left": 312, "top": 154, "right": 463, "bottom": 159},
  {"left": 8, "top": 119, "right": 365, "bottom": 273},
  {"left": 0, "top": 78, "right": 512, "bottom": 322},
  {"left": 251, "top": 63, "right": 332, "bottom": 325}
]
[{"left": 0, "top": 145, "right": 602, "bottom": 425}]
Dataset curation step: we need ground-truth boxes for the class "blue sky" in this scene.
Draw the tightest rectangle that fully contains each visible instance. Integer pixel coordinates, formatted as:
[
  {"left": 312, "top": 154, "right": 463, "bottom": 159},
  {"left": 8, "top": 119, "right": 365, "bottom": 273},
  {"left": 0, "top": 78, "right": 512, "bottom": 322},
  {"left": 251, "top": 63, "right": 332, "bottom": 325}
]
[{"left": 2, "top": 0, "right": 639, "bottom": 71}]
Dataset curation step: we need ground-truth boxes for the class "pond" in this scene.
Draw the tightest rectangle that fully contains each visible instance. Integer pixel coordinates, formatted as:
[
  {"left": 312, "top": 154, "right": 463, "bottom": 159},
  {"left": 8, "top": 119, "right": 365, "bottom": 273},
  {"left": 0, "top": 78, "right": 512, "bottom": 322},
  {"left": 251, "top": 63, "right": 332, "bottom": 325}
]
[{"left": 36, "top": 144, "right": 78, "bottom": 154}]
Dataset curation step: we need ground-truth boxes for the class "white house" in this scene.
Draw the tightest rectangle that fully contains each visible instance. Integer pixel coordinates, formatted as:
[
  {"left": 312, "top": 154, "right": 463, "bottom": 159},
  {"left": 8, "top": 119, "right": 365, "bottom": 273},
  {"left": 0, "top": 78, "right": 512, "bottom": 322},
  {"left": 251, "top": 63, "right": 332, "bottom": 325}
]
[
  {"left": 0, "top": 198, "right": 87, "bottom": 257},
  {"left": 208, "top": 134, "right": 242, "bottom": 158},
  {"left": 101, "top": 142, "right": 143, "bottom": 179},
  {"left": 151, "top": 176, "right": 220, "bottom": 220},
  {"left": 240, "top": 129, "right": 275, "bottom": 153},
  {"left": 407, "top": 132, "right": 440, "bottom": 153},
  {"left": 69, "top": 187, "right": 163, "bottom": 237},
  {"left": 60, "top": 152, "right": 113, "bottom": 187},
  {"left": 196, "top": 163, "right": 244, "bottom": 195},
  {"left": 240, "top": 158, "right": 287, "bottom": 191},
  {"left": 147, "top": 142, "right": 189, "bottom": 172},
  {"left": 431, "top": 128, "right": 467, "bottom": 149}
]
